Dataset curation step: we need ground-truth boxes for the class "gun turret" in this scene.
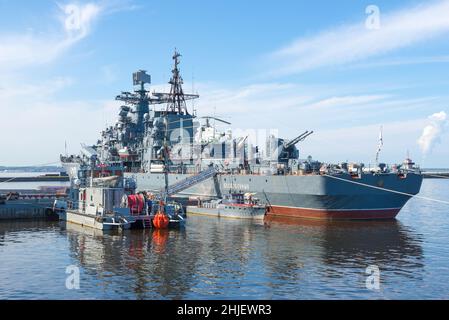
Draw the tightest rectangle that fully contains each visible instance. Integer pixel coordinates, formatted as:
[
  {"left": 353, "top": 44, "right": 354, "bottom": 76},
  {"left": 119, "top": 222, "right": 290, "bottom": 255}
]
[
  {"left": 273, "top": 131, "right": 314, "bottom": 164},
  {"left": 284, "top": 131, "right": 314, "bottom": 149}
]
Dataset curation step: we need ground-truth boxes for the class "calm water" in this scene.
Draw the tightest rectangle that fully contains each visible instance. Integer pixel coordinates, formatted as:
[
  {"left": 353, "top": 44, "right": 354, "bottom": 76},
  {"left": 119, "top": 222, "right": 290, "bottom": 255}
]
[{"left": 1, "top": 179, "right": 449, "bottom": 300}]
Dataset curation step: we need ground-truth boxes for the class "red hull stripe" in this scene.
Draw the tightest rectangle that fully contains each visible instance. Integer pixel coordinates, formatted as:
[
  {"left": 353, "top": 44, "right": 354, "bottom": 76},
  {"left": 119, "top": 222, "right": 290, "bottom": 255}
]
[{"left": 266, "top": 206, "right": 401, "bottom": 220}]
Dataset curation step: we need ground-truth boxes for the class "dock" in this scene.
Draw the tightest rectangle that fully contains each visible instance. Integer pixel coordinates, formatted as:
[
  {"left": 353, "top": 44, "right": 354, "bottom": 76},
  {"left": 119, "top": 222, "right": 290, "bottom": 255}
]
[
  {"left": 0, "top": 174, "right": 70, "bottom": 182},
  {"left": 422, "top": 171, "right": 449, "bottom": 179},
  {"left": 0, "top": 192, "right": 67, "bottom": 220}
]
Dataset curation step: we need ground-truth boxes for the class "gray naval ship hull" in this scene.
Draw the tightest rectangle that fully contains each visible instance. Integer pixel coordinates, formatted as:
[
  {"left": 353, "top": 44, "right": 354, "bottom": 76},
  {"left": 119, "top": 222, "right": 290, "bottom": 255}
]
[{"left": 126, "top": 172, "right": 423, "bottom": 220}]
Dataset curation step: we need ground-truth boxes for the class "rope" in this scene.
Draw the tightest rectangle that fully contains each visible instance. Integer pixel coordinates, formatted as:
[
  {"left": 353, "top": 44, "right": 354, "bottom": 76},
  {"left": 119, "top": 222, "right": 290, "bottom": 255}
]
[
  {"left": 324, "top": 174, "right": 449, "bottom": 206},
  {"left": 283, "top": 174, "right": 296, "bottom": 205}
]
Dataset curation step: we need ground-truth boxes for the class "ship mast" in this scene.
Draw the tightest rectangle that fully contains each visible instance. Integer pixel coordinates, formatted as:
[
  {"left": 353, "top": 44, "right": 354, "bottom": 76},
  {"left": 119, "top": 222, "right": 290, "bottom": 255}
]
[
  {"left": 164, "top": 50, "right": 186, "bottom": 114},
  {"left": 163, "top": 114, "right": 170, "bottom": 202},
  {"left": 150, "top": 50, "right": 199, "bottom": 115}
]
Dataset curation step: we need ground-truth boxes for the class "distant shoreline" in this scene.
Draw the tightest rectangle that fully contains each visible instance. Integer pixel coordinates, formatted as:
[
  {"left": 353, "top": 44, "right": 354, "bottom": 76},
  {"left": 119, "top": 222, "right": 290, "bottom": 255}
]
[{"left": 0, "top": 166, "right": 65, "bottom": 173}]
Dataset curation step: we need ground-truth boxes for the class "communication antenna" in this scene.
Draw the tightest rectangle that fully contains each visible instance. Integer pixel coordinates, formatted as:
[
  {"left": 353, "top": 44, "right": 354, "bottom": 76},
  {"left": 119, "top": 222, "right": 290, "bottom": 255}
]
[{"left": 191, "top": 71, "right": 195, "bottom": 115}]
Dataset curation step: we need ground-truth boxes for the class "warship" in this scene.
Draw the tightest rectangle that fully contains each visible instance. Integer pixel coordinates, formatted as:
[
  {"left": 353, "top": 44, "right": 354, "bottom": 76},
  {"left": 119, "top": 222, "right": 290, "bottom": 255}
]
[{"left": 61, "top": 50, "right": 423, "bottom": 220}]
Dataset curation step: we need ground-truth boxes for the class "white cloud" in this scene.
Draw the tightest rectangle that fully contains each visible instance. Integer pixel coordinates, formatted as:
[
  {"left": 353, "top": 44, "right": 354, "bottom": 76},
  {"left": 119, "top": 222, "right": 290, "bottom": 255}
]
[
  {"left": 195, "top": 82, "right": 313, "bottom": 116},
  {"left": 0, "top": 96, "right": 120, "bottom": 166},
  {"left": 269, "top": 0, "right": 449, "bottom": 76},
  {"left": 0, "top": 2, "right": 103, "bottom": 71},
  {"left": 349, "top": 55, "right": 449, "bottom": 70},
  {"left": 186, "top": 81, "right": 449, "bottom": 165},
  {"left": 0, "top": 2, "right": 129, "bottom": 165},
  {"left": 0, "top": 77, "right": 73, "bottom": 100},
  {"left": 299, "top": 118, "right": 428, "bottom": 166},
  {"left": 417, "top": 111, "right": 448, "bottom": 155},
  {"left": 194, "top": 82, "right": 435, "bottom": 128},
  {"left": 303, "top": 95, "right": 388, "bottom": 109}
]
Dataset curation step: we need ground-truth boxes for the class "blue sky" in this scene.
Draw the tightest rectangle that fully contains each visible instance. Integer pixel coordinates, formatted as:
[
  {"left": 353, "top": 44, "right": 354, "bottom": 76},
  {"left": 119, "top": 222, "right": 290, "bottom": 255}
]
[{"left": 1, "top": 0, "right": 449, "bottom": 167}]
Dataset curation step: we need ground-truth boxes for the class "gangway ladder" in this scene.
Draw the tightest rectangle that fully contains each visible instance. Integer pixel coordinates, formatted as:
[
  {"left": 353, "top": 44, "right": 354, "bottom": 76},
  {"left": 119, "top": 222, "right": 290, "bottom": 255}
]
[
  {"left": 142, "top": 217, "right": 152, "bottom": 229},
  {"left": 163, "top": 166, "right": 219, "bottom": 198}
]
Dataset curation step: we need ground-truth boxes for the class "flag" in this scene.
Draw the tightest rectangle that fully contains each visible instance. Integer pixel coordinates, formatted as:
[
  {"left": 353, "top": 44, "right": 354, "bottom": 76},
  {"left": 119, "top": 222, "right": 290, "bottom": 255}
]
[{"left": 376, "top": 126, "right": 383, "bottom": 163}]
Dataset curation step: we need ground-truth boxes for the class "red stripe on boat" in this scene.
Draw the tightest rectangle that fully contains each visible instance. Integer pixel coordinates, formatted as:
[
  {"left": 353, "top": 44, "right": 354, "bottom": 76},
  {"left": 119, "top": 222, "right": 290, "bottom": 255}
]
[{"left": 266, "top": 206, "right": 401, "bottom": 220}]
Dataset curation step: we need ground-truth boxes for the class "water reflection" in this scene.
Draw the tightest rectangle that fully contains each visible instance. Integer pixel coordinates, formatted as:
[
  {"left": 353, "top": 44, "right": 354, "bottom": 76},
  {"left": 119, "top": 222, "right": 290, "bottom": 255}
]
[
  {"left": 0, "top": 220, "right": 59, "bottom": 246},
  {"left": 0, "top": 215, "right": 426, "bottom": 299},
  {"left": 60, "top": 222, "right": 200, "bottom": 299},
  {"left": 263, "top": 216, "right": 425, "bottom": 292}
]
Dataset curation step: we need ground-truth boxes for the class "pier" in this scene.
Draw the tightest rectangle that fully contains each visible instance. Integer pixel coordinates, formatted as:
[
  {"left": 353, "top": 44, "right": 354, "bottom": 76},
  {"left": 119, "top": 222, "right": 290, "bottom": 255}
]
[
  {"left": 422, "top": 170, "right": 449, "bottom": 179},
  {"left": 0, "top": 192, "right": 66, "bottom": 220},
  {"left": 0, "top": 174, "right": 69, "bottom": 182}
]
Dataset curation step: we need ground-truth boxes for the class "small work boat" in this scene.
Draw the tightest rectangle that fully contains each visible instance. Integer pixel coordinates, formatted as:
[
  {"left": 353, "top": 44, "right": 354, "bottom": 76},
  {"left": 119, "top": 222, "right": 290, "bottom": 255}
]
[
  {"left": 144, "top": 194, "right": 186, "bottom": 228},
  {"left": 55, "top": 183, "right": 150, "bottom": 231},
  {"left": 187, "top": 192, "right": 266, "bottom": 220},
  {"left": 54, "top": 161, "right": 154, "bottom": 231}
]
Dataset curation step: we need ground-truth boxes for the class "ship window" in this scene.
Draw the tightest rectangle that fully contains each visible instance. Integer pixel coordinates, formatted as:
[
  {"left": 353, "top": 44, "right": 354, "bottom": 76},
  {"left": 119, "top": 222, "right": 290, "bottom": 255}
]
[{"left": 266, "top": 179, "right": 268, "bottom": 183}]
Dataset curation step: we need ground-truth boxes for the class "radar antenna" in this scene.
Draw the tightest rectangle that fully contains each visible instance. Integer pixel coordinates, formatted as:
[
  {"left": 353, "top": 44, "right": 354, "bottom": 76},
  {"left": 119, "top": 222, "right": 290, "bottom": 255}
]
[
  {"left": 115, "top": 70, "right": 152, "bottom": 106},
  {"left": 200, "top": 116, "right": 231, "bottom": 127}
]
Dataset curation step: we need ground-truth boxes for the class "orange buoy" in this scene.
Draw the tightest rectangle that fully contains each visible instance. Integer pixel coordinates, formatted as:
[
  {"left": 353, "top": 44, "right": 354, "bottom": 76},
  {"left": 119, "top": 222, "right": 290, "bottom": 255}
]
[{"left": 153, "top": 212, "right": 169, "bottom": 229}]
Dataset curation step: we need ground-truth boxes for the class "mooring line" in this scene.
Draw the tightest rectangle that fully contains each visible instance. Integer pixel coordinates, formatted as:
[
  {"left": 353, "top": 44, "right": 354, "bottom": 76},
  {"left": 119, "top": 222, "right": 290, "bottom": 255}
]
[{"left": 324, "top": 174, "right": 449, "bottom": 206}]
